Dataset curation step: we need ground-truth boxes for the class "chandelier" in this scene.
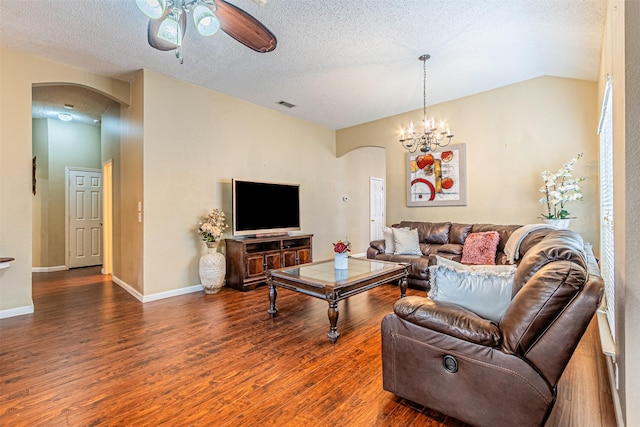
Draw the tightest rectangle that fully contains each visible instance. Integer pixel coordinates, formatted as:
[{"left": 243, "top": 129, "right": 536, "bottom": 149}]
[{"left": 399, "top": 54, "right": 454, "bottom": 153}]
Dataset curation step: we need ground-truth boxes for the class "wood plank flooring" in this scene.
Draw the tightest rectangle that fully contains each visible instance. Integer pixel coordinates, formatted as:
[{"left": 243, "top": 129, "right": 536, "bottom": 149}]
[{"left": 0, "top": 267, "right": 616, "bottom": 426}]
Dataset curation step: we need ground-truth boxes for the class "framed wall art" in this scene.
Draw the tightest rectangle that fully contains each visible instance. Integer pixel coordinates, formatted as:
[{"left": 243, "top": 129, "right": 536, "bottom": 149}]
[{"left": 406, "top": 143, "right": 467, "bottom": 207}]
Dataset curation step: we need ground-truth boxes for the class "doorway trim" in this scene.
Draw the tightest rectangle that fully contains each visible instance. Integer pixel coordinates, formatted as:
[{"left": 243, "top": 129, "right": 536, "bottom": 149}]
[
  {"left": 370, "top": 176, "right": 385, "bottom": 242},
  {"left": 102, "top": 160, "right": 113, "bottom": 275}
]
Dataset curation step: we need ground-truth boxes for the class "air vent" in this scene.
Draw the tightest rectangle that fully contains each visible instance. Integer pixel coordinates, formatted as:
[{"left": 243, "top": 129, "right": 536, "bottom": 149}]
[{"left": 276, "top": 100, "right": 296, "bottom": 109}]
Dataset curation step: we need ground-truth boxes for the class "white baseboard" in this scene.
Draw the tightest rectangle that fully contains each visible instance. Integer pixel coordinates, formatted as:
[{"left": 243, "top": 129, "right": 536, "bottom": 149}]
[
  {"left": 0, "top": 302, "right": 35, "bottom": 319},
  {"left": 606, "top": 356, "right": 625, "bottom": 427},
  {"left": 351, "top": 252, "right": 367, "bottom": 258},
  {"left": 32, "top": 265, "right": 67, "bottom": 273},
  {"left": 112, "top": 275, "right": 204, "bottom": 303},
  {"left": 142, "top": 284, "right": 205, "bottom": 303},
  {"left": 112, "top": 275, "right": 144, "bottom": 302}
]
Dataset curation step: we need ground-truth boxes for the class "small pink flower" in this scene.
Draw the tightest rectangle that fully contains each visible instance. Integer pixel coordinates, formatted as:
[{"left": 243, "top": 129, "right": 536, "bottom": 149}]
[{"left": 333, "top": 239, "right": 351, "bottom": 254}]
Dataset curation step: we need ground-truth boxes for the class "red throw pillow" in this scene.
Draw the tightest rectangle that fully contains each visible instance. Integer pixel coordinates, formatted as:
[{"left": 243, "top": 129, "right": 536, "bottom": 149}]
[{"left": 461, "top": 231, "right": 500, "bottom": 265}]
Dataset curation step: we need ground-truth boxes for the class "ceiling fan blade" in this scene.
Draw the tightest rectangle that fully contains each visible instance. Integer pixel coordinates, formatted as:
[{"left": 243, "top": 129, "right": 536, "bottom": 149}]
[
  {"left": 147, "top": 9, "right": 187, "bottom": 51},
  {"left": 215, "top": 0, "right": 277, "bottom": 53}
]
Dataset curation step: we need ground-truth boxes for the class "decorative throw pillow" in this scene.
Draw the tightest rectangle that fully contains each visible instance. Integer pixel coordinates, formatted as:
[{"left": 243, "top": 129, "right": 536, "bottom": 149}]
[
  {"left": 383, "top": 226, "right": 408, "bottom": 254},
  {"left": 392, "top": 227, "right": 422, "bottom": 255},
  {"left": 428, "top": 256, "right": 516, "bottom": 322},
  {"left": 461, "top": 231, "right": 500, "bottom": 265}
]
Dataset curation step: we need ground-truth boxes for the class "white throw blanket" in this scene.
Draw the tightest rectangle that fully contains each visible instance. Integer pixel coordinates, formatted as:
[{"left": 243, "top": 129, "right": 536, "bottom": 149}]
[{"left": 504, "top": 223, "right": 556, "bottom": 264}]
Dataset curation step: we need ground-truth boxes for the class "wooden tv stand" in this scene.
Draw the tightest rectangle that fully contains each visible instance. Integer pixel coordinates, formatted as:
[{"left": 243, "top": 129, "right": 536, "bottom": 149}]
[{"left": 225, "top": 234, "right": 313, "bottom": 291}]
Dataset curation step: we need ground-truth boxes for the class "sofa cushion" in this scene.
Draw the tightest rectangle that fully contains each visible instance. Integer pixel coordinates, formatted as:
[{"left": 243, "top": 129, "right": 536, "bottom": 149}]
[
  {"left": 449, "top": 223, "right": 473, "bottom": 245},
  {"left": 437, "top": 243, "right": 464, "bottom": 255},
  {"left": 513, "top": 230, "right": 587, "bottom": 292},
  {"left": 419, "top": 243, "right": 445, "bottom": 256},
  {"left": 383, "top": 226, "right": 407, "bottom": 254},
  {"left": 392, "top": 228, "right": 422, "bottom": 255},
  {"left": 471, "top": 224, "right": 522, "bottom": 253},
  {"left": 461, "top": 231, "right": 500, "bottom": 265},
  {"left": 398, "top": 221, "right": 451, "bottom": 245},
  {"left": 501, "top": 230, "right": 589, "bottom": 355},
  {"left": 518, "top": 228, "right": 556, "bottom": 260},
  {"left": 428, "top": 256, "right": 516, "bottom": 323}
]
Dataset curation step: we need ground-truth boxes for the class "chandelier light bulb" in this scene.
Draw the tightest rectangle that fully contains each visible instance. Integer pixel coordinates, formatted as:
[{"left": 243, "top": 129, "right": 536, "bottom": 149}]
[
  {"left": 194, "top": 5, "right": 220, "bottom": 36},
  {"left": 157, "top": 15, "right": 183, "bottom": 46},
  {"left": 135, "top": 0, "right": 166, "bottom": 19}
]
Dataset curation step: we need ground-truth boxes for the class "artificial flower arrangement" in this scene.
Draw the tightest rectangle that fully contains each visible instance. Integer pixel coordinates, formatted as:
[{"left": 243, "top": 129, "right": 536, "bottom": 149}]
[
  {"left": 539, "top": 154, "right": 585, "bottom": 220},
  {"left": 333, "top": 239, "right": 352, "bottom": 254},
  {"left": 198, "top": 208, "right": 228, "bottom": 243}
]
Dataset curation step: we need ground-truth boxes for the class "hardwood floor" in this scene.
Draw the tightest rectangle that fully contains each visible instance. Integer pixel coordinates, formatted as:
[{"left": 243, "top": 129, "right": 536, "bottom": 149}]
[{"left": 0, "top": 267, "right": 615, "bottom": 426}]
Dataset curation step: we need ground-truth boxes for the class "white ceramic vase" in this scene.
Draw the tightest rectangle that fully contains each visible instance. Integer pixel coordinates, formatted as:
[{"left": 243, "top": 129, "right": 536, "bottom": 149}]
[
  {"left": 334, "top": 252, "right": 348, "bottom": 269},
  {"left": 199, "top": 241, "right": 226, "bottom": 294},
  {"left": 543, "top": 218, "right": 571, "bottom": 230}
]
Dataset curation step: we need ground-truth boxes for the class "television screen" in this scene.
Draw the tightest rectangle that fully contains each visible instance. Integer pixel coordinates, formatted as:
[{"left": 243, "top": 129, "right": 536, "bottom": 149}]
[{"left": 232, "top": 179, "right": 300, "bottom": 236}]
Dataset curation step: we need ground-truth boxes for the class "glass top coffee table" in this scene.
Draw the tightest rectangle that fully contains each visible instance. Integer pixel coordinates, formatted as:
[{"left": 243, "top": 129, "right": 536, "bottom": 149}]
[{"left": 267, "top": 257, "right": 409, "bottom": 343}]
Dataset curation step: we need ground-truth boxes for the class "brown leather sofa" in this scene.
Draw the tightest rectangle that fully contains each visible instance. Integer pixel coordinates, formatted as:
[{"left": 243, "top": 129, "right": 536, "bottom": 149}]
[
  {"left": 381, "top": 229, "right": 604, "bottom": 426},
  {"left": 367, "top": 221, "right": 553, "bottom": 290}
]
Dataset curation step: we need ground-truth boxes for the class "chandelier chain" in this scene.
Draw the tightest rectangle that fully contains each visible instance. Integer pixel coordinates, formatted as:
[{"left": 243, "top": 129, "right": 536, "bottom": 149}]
[
  {"left": 423, "top": 56, "right": 427, "bottom": 123},
  {"left": 398, "top": 54, "right": 454, "bottom": 154}
]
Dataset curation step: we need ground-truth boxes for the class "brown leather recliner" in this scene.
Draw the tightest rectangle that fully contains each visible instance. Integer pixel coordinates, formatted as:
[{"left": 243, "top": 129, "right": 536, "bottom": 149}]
[{"left": 381, "top": 230, "right": 604, "bottom": 427}]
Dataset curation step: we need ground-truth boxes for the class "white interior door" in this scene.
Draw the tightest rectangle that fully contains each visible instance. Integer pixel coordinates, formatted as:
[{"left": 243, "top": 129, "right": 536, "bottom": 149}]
[
  {"left": 68, "top": 169, "right": 102, "bottom": 268},
  {"left": 370, "top": 177, "right": 385, "bottom": 241}
]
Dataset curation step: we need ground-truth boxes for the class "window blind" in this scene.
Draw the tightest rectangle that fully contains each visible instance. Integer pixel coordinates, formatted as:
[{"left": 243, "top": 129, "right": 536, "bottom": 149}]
[{"left": 598, "top": 77, "right": 615, "bottom": 340}]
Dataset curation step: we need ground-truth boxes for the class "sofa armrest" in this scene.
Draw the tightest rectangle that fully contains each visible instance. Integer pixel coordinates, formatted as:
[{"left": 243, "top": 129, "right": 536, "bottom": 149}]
[
  {"left": 393, "top": 296, "right": 502, "bottom": 347},
  {"left": 367, "top": 239, "right": 385, "bottom": 259}
]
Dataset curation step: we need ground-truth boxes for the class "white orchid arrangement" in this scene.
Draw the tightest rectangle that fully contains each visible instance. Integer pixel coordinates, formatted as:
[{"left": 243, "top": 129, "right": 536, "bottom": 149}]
[
  {"left": 539, "top": 154, "right": 585, "bottom": 220},
  {"left": 198, "top": 208, "right": 228, "bottom": 242}
]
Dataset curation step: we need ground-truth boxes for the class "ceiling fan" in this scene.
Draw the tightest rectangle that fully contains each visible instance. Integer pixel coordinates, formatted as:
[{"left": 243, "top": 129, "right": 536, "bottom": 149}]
[{"left": 135, "top": 0, "right": 277, "bottom": 64}]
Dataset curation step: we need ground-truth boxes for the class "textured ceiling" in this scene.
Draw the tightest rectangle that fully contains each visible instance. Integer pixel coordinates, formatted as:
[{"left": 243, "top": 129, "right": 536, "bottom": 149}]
[{"left": 0, "top": 0, "right": 607, "bottom": 130}]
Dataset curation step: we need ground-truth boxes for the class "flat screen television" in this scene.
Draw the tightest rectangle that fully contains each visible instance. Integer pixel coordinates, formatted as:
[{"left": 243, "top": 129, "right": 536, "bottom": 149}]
[{"left": 232, "top": 179, "right": 301, "bottom": 237}]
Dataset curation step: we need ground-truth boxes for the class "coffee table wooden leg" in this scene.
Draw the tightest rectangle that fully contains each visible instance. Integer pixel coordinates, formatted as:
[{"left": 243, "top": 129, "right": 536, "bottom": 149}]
[
  {"left": 399, "top": 276, "right": 408, "bottom": 298},
  {"left": 327, "top": 301, "right": 340, "bottom": 343},
  {"left": 268, "top": 280, "right": 278, "bottom": 317}
]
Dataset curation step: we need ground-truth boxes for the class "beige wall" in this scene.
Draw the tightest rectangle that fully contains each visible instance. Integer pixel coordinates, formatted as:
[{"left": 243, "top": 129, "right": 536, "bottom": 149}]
[
  {"left": 599, "top": 0, "right": 640, "bottom": 425},
  {"left": 623, "top": 0, "right": 640, "bottom": 423},
  {"left": 343, "top": 147, "right": 386, "bottom": 253},
  {"left": 118, "top": 72, "right": 144, "bottom": 292},
  {"left": 48, "top": 120, "right": 101, "bottom": 267},
  {"left": 32, "top": 118, "right": 101, "bottom": 267},
  {"left": 32, "top": 119, "right": 49, "bottom": 267},
  {"left": 0, "top": 47, "right": 129, "bottom": 313},
  {"left": 140, "top": 70, "right": 376, "bottom": 294},
  {"left": 0, "top": 47, "right": 381, "bottom": 310},
  {"left": 337, "top": 76, "right": 599, "bottom": 250},
  {"left": 101, "top": 103, "right": 122, "bottom": 278}
]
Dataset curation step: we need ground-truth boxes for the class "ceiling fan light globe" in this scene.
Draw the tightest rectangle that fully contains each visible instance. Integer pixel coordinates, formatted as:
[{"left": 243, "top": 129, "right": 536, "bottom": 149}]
[
  {"left": 135, "top": 0, "right": 166, "bottom": 19},
  {"left": 157, "top": 15, "right": 183, "bottom": 46},
  {"left": 193, "top": 5, "right": 220, "bottom": 36}
]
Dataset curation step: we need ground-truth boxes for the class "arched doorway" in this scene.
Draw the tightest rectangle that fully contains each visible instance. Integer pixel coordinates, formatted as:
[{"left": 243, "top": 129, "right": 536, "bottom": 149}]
[{"left": 31, "top": 84, "right": 122, "bottom": 275}]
